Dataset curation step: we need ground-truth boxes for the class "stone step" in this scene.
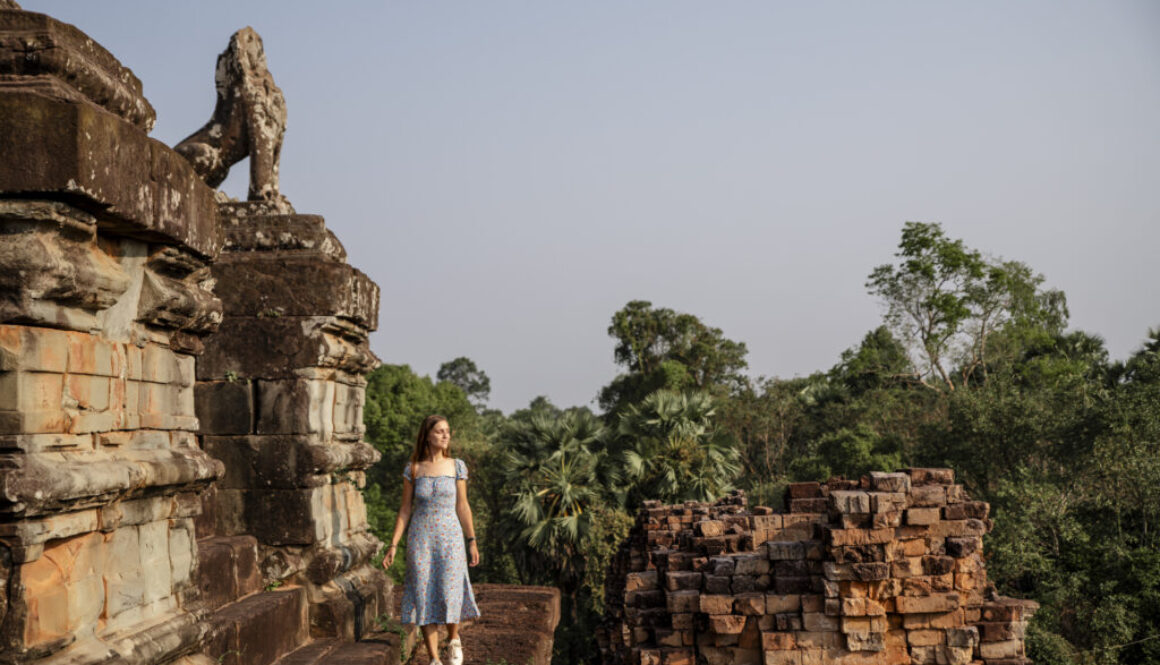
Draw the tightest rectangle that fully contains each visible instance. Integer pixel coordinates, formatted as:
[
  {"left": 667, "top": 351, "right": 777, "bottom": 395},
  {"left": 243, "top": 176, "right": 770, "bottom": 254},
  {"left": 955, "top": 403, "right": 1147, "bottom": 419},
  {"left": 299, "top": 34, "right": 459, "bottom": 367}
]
[
  {"left": 275, "top": 634, "right": 403, "bottom": 665},
  {"left": 273, "top": 639, "right": 338, "bottom": 664},
  {"left": 204, "top": 586, "right": 309, "bottom": 665},
  {"left": 196, "top": 535, "right": 262, "bottom": 612},
  {"left": 404, "top": 584, "right": 560, "bottom": 665}
]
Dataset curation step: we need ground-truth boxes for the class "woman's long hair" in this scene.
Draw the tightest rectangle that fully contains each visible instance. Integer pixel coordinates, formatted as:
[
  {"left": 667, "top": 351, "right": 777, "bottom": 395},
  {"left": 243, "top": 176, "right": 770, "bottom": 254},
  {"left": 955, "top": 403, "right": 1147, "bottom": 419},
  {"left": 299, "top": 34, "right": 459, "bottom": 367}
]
[{"left": 409, "top": 415, "right": 451, "bottom": 467}]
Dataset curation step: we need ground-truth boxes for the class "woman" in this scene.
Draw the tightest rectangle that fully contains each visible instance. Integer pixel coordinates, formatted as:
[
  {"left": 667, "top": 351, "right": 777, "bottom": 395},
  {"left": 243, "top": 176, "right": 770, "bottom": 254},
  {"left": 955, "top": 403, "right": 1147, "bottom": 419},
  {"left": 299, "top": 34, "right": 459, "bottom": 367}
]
[{"left": 382, "top": 415, "right": 481, "bottom": 665}]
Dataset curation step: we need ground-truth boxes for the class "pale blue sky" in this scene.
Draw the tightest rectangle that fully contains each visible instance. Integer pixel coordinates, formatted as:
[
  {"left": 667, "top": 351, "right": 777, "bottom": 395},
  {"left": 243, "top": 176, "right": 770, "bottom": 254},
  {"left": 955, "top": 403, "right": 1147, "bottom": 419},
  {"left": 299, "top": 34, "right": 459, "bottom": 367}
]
[{"left": 30, "top": 1, "right": 1160, "bottom": 412}]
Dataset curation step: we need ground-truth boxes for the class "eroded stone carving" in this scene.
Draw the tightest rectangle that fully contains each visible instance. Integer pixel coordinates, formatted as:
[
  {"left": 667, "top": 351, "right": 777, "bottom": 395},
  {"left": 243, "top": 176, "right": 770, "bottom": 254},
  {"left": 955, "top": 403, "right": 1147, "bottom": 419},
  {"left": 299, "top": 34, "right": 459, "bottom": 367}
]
[{"left": 175, "top": 28, "right": 290, "bottom": 210}]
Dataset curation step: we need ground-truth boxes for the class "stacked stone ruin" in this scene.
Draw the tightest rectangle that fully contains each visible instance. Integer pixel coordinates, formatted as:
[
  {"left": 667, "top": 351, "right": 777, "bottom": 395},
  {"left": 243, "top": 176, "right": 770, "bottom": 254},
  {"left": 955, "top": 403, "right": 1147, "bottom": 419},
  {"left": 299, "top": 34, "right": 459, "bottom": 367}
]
[{"left": 600, "top": 469, "right": 1038, "bottom": 665}]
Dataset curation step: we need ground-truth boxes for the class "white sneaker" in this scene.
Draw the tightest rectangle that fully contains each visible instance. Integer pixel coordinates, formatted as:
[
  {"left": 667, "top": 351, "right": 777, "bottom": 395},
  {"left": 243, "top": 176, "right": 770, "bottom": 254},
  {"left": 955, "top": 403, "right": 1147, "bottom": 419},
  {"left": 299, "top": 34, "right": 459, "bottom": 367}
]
[{"left": 447, "top": 638, "right": 463, "bottom": 665}]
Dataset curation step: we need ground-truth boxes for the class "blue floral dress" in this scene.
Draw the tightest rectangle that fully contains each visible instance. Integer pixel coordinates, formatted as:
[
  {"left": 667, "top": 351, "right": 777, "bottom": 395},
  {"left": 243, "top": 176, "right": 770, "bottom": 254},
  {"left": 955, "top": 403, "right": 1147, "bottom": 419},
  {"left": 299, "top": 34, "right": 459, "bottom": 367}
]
[{"left": 400, "top": 458, "right": 480, "bottom": 625}]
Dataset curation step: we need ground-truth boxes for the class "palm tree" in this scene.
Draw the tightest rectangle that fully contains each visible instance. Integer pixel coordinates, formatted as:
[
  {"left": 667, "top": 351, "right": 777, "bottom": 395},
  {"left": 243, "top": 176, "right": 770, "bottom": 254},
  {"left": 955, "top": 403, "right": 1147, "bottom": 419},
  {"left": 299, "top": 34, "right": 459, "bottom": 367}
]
[
  {"left": 616, "top": 389, "right": 741, "bottom": 509},
  {"left": 498, "top": 410, "right": 614, "bottom": 594}
]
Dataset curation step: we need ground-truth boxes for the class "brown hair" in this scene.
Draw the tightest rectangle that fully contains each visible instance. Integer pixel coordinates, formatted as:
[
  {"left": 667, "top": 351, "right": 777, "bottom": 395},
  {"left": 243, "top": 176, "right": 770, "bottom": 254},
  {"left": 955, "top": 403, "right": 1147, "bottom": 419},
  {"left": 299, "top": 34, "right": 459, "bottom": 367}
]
[{"left": 409, "top": 415, "right": 451, "bottom": 467}]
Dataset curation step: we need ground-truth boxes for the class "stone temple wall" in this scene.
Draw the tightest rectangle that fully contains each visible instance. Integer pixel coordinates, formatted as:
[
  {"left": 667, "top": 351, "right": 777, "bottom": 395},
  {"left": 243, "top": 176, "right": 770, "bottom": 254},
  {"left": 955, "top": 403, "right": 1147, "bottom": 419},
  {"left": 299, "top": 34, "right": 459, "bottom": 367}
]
[
  {"left": 0, "top": 9, "right": 224, "bottom": 663},
  {"left": 0, "top": 8, "right": 399, "bottom": 665},
  {"left": 600, "top": 469, "right": 1037, "bottom": 665}
]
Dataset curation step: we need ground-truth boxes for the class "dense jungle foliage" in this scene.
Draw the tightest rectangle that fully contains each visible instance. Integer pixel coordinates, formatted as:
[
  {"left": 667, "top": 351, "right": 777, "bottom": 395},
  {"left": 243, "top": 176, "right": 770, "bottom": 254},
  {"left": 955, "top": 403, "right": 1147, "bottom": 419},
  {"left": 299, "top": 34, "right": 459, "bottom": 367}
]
[{"left": 361, "top": 222, "right": 1160, "bottom": 665}]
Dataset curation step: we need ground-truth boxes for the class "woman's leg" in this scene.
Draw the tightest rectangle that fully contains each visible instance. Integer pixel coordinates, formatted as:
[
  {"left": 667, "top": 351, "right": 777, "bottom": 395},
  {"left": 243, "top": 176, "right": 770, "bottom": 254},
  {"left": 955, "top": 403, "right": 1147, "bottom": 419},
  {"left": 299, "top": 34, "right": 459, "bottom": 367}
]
[
  {"left": 421, "top": 624, "right": 440, "bottom": 660},
  {"left": 447, "top": 623, "right": 459, "bottom": 641}
]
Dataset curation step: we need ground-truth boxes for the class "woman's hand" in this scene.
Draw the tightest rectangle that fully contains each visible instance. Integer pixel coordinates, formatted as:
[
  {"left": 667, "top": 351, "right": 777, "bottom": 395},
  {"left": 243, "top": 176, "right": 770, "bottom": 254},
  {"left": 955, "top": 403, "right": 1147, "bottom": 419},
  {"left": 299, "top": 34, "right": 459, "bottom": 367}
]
[
  {"left": 382, "top": 545, "right": 397, "bottom": 569},
  {"left": 468, "top": 541, "right": 480, "bottom": 567}
]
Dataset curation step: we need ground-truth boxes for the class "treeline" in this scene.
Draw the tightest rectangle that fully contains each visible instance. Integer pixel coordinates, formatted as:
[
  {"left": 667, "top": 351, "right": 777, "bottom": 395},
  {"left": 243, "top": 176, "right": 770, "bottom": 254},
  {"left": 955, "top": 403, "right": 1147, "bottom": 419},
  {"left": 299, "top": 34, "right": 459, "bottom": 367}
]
[{"left": 361, "top": 222, "right": 1160, "bottom": 665}]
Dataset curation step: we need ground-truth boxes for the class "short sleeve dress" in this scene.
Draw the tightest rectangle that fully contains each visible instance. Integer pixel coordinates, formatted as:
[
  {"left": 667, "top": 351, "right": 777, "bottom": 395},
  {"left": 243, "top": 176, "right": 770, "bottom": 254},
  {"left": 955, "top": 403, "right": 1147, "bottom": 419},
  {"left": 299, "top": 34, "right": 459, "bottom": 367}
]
[{"left": 400, "top": 458, "right": 481, "bottom": 625}]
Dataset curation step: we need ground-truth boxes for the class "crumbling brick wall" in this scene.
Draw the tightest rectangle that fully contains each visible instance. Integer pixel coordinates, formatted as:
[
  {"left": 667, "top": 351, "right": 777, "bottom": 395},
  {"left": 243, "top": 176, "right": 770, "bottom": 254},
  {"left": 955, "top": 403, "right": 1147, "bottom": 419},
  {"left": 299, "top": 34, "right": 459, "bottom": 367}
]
[{"left": 601, "top": 469, "right": 1037, "bottom": 665}]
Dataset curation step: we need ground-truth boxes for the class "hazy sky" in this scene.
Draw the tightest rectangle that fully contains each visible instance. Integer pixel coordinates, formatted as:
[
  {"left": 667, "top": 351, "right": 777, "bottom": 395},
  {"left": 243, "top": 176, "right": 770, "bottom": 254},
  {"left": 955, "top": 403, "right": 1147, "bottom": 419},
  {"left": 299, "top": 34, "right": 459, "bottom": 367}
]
[{"left": 29, "top": 1, "right": 1160, "bottom": 413}]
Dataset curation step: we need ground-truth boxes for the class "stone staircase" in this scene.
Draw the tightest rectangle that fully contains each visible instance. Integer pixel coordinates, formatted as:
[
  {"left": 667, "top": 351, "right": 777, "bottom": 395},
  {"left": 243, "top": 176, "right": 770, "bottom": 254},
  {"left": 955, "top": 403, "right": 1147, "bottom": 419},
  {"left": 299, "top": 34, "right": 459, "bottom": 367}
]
[{"left": 197, "top": 535, "right": 404, "bottom": 665}]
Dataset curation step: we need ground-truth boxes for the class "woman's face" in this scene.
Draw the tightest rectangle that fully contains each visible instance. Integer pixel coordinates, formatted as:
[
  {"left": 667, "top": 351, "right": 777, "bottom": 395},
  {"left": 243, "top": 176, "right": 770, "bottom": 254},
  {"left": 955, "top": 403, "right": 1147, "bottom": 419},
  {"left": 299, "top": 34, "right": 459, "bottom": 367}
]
[{"left": 427, "top": 420, "right": 451, "bottom": 453}]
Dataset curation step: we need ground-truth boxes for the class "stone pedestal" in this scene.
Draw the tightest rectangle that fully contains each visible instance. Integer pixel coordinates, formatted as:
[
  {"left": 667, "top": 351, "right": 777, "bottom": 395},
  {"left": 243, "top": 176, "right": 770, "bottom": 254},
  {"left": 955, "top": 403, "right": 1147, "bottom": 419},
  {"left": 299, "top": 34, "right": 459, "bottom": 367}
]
[
  {"left": 0, "top": 10, "right": 223, "bottom": 664},
  {"left": 195, "top": 204, "right": 389, "bottom": 643}
]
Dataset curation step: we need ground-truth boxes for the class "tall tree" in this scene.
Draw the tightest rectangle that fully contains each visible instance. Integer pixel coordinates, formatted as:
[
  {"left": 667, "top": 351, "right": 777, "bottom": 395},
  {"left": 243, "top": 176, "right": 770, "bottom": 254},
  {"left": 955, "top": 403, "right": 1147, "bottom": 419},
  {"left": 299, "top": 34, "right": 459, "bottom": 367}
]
[
  {"left": 599, "top": 300, "right": 748, "bottom": 415},
  {"left": 866, "top": 222, "right": 1066, "bottom": 392},
  {"left": 437, "top": 356, "right": 491, "bottom": 407}
]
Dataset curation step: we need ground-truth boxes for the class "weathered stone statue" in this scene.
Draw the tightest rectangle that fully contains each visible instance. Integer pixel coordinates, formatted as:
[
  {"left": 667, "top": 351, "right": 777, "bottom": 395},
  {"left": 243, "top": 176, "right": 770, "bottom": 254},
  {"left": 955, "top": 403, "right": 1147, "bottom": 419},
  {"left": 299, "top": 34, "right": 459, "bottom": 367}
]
[{"left": 175, "top": 27, "right": 290, "bottom": 211}]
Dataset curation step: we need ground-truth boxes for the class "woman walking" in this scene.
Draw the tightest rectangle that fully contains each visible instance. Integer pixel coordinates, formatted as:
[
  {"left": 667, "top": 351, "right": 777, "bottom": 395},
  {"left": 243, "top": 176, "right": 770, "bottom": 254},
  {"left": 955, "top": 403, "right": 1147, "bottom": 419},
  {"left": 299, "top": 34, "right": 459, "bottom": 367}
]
[{"left": 382, "top": 415, "right": 481, "bottom": 665}]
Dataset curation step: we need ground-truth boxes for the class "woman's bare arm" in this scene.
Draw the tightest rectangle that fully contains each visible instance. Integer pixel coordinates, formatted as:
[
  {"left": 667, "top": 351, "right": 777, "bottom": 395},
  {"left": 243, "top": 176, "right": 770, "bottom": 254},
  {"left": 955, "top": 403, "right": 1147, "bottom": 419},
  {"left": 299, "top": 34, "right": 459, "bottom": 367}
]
[
  {"left": 382, "top": 472, "right": 414, "bottom": 568},
  {"left": 456, "top": 479, "right": 480, "bottom": 566}
]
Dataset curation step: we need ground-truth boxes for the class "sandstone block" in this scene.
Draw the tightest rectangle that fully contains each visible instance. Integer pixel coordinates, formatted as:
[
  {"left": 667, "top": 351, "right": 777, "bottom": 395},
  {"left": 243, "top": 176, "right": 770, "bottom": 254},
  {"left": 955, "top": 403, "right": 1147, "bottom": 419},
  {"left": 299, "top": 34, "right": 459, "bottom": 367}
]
[
  {"left": 734, "top": 593, "right": 764, "bottom": 615},
  {"left": 802, "top": 612, "right": 839, "bottom": 632},
  {"left": 767, "top": 541, "right": 805, "bottom": 560},
  {"left": 846, "top": 631, "right": 886, "bottom": 652},
  {"left": 793, "top": 630, "right": 844, "bottom": 649},
  {"left": 830, "top": 491, "right": 872, "bottom": 514},
  {"left": 0, "top": 94, "right": 217, "bottom": 257},
  {"left": 922, "top": 555, "right": 955, "bottom": 576},
  {"left": 826, "top": 528, "right": 894, "bottom": 547},
  {"left": 709, "top": 556, "right": 735, "bottom": 576},
  {"left": 705, "top": 575, "right": 731, "bottom": 594},
  {"left": 946, "top": 626, "right": 979, "bottom": 647},
  {"left": 775, "top": 577, "right": 812, "bottom": 594},
  {"left": 909, "top": 646, "right": 937, "bottom": 665},
  {"left": 763, "top": 650, "right": 802, "bottom": 665},
  {"left": 195, "top": 381, "right": 253, "bottom": 435},
  {"left": 905, "top": 468, "right": 954, "bottom": 486},
  {"left": 735, "top": 554, "right": 769, "bottom": 575},
  {"left": 869, "top": 471, "right": 910, "bottom": 493},
  {"left": 979, "top": 621, "right": 1024, "bottom": 642},
  {"left": 699, "top": 595, "right": 733, "bottom": 615},
  {"left": 707, "top": 614, "right": 746, "bottom": 634},
  {"left": 902, "top": 609, "right": 965, "bottom": 630},
  {"left": 626, "top": 570, "right": 658, "bottom": 592},
  {"left": 752, "top": 514, "right": 782, "bottom": 530},
  {"left": 942, "top": 646, "right": 973, "bottom": 665},
  {"left": 945, "top": 485, "right": 966, "bottom": 503},
  {"left": 790, "top": 498, "right": 828, "bottom": 513},
  {"left": 945, "top": 537, "right": 980, "bottom": 558},
  {"left": 852, "top": 563, "right": 890, "bottom": 581},
  {"left": 943, "top": 501, "right": 989, "bottom": 520},
  {"left": 766, "top": 594, "right": 801, "bottom": 614},
  {"left": 787, "top": 482, "right": 822, "bottom": 498},
  {"left": 930, "top": 519, "right": 987, "bottom": 538},
  {"left": 211, "top": 255, "right": 379, "bottom": 329},
  {"left": 761, "top": 631, "right": 796, "bottom": 650},
  {"left": 905, "top": 508, "right": 940, "bottom": 525},
  {"left": 841, "top": 597, "right": 886, "bottom": 617},
  {"left": 197, "top": 316, "right": 376, "bottom": 381},
  {"left": 665, "top": 570, "right": 702, "bottom": 591},
  {"left": 732, "top": 574, "right": 757, "bottom": 594},
  {"left": 666, "top": 590, "right": 699, "bottom": 613},
  {"left": 979, "top": 639, "right": 1024, "bottom": 660},
  {"left": 895, "top": 593, "right": 959, "bottom": 614},
  {"left": 255, "top": 378, "right": 335, "bottom": 438},
  {"left": 906, "top": 629, "right": 945, "bottom": 646},
  {"left": 908, "top": 486, "right": 947, "bottom": 508}
]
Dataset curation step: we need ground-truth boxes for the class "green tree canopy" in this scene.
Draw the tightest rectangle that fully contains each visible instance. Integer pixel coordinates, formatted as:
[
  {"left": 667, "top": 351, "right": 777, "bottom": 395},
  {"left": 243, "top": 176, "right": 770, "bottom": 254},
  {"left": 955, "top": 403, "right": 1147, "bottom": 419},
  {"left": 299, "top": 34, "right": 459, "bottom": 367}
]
[
  {"left": 615, "top": 389, "right": 741, "bottom": 509},
  {"left": 437, "top": 356, "right": 491, "bottom": 407},
  {"left": 599, "top": 300, "right": 749, "bottom": 415},
  {"left": 867, "top": 222, "right": 1067, "bottom": 392}
]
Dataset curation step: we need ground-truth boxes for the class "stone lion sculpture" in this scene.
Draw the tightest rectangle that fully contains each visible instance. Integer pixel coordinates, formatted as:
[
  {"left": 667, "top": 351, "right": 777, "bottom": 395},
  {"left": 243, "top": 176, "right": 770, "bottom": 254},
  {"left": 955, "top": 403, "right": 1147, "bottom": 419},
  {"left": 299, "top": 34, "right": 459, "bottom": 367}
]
[{"left": 175, "top": 27, "right": 290, "bottom": 210}]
